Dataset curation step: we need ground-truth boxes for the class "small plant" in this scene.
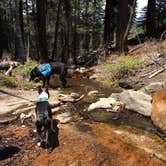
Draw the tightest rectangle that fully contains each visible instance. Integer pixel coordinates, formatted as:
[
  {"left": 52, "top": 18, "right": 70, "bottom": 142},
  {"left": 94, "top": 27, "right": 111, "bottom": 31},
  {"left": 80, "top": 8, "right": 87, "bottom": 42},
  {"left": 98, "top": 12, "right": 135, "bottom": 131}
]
[
  {"left": 97, "top": 55, "right": 145, "bottom": 87},
  {"left": 13, "top": 60, "right": 38, "bottom": 78},
  {"left": 0, "top": 73, "right": 17, "bottom": 88}
]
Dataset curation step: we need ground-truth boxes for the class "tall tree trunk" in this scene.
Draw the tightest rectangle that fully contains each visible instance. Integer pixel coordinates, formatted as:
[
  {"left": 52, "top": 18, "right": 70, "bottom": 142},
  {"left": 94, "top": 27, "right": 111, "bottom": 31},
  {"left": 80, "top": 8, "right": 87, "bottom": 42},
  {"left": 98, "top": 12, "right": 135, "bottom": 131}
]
[
  {"left": 26, "top": 0, "right": 30, "bottom": 61},
  {"left": 104, "top": 0, "right": 118, "bottom": 44},
  {"left": 32, "top": 0, "right": 39, "bottom": 60},
  {"left": 104, "top": 0, "right": 112, "bottom": 45},
  {"left": 83, "top": 0, "right": 90, "bottom": 53},
  {"left": 146, "top": 0, "right": 156, "bottom": 38},
  {"left": 116, "top": 0, "right": 136, "bottom": 54},
  {"left": 52, "top": 0, "right": 61, "bottom": 61},
  {"left": 92, "top": 0, "right": 97, "bottom": 50},
  {"left": 19, "top": 0, "right": 25, "bottom": 48},
  {"left": 73, "top": 0, "right": 78, "bottom": 66},
  {"left": 62, "top": 0, "right": 72, "bottom": 64},
  {"left": 36, "top": 0, "right": 48, "bottom": 63},
  {"left": 14, "top": 0, "right": 25, "bottom": 63}
]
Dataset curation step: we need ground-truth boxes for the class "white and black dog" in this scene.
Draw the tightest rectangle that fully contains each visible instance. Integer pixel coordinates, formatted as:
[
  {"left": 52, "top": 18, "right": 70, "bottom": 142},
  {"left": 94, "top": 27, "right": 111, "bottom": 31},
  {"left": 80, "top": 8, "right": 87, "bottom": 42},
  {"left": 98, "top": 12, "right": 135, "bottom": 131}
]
[
  {"left": 30, "top": 62, "right": 67, "bottom": 88},
  {"left": 35, "top": 86, "right": 59, "bottom": 152}
]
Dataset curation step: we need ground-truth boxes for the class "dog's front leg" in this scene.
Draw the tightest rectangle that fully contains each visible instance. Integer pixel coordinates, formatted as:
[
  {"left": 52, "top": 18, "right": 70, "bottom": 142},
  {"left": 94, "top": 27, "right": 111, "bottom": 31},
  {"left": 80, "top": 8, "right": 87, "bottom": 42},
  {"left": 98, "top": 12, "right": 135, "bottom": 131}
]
[
  {"left": 46, "top": 76, "right": 50, "bottom": 87},
  {"left": 43, "top": 78, "right": 46, "bottom": 88}
]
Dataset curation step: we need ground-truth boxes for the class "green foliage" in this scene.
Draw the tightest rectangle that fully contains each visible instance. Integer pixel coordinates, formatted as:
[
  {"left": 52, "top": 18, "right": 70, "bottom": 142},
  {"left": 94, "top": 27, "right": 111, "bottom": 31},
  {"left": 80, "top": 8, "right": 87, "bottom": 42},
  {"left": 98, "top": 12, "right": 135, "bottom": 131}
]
[
  {"left": 13, "top": 60, "right": 38, "bottom": 78},
  {"left": 103, "top": 55, "right": 144, "bottom": 79},
  {"left": 0, "top": 73, "right": 17, "bottom": 88},
  {"left": 97, "top": 55, "right": 144, "bottom": 87}
]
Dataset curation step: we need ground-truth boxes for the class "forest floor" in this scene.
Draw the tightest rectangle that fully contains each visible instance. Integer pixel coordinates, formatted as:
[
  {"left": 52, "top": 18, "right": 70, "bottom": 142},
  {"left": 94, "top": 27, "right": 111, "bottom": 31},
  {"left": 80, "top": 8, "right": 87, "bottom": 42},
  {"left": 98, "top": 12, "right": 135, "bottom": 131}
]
[{"left": 0, "top": 41, "right": 166, "bottom": 166}]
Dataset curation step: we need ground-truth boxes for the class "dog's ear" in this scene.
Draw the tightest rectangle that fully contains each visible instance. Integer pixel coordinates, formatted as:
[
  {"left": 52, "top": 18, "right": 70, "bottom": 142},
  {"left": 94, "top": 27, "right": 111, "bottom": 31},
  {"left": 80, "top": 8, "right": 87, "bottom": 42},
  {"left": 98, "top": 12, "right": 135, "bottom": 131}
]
[{"left": 38, "top": 86, "right": 43, "bottom": 94}]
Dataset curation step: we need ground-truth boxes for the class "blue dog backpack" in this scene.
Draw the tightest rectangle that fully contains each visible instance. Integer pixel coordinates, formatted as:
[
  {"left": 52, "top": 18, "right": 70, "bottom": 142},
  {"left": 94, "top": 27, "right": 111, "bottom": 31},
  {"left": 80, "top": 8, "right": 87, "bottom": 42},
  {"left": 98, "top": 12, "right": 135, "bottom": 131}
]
[{"left": 38, "top": 64, "right": 51, "bottom": 77}]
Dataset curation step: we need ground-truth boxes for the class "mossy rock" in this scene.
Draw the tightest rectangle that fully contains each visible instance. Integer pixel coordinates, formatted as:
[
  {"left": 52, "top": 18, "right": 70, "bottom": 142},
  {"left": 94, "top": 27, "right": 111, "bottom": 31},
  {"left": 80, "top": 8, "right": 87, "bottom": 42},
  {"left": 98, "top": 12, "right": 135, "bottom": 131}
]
[{"left": 87, "top": 109, "right": 117, "bottom": 122}]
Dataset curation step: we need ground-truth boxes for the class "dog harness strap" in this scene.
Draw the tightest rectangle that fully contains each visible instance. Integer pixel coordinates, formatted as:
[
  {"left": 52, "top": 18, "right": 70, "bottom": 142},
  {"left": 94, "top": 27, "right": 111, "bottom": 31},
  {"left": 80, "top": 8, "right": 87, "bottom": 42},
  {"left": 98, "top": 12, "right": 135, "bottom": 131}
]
[{"left": 38, "top": 64, "right": 51, "bottom": 77}]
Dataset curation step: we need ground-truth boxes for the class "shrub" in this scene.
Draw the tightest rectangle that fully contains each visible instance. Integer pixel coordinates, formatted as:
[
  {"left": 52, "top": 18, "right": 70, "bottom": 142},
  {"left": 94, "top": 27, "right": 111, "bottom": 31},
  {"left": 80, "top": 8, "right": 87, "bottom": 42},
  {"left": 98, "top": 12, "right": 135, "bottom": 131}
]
[
  {"left": 13, "top": 60, "right": 38, "bottom": 78},
  {"left": 96, "top": 55, "right": 145, "bottom": 87},
  {"left": 101, "top": 55, "right": 144, "bottom": 80},
  {"left": 0, "top": 73, "right": 17, "bottom": 88}
]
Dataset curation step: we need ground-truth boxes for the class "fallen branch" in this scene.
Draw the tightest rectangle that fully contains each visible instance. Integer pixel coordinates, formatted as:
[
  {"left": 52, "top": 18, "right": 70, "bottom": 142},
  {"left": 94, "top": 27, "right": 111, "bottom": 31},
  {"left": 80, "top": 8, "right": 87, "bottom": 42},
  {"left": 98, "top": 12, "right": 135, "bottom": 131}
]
[
  {"left": 0, "top": 115, "right": 18, "bottom": 124},
  {"left": 58, "top": 94, "right": 85, "bottom": 103},
  {"left": 148, "top": 67, "right": 166, "bottom": 79},
  {"left": 5, "top": 66, "right": 13, "bottom": 75},
  {"left": 129, "top": 44, "right": 145, "bottom": 54},
  {"left": 13, "top": 105, "right": 35, "bottom": 115},
  {"left": 140, "top": 68, "right": 160, "bottom": 77}
]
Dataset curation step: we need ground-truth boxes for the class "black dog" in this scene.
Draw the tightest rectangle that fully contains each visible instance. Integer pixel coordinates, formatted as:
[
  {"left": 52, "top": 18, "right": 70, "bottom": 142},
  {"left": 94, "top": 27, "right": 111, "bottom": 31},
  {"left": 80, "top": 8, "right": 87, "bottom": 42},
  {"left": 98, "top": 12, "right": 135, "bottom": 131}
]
[
  {"left": 35, "top": 87, "right": 59, "bottom": 152},
  {"left": 30, "top": 62, "right": 67, "bottom": 88}
]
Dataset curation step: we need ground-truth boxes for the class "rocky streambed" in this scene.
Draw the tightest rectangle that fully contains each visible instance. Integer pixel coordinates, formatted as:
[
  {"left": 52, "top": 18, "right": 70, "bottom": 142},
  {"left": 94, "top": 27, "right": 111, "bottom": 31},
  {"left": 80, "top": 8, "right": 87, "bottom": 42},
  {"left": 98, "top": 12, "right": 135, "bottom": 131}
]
[{"left": 0, "top": 78, "right": 166, "bottom": 166}]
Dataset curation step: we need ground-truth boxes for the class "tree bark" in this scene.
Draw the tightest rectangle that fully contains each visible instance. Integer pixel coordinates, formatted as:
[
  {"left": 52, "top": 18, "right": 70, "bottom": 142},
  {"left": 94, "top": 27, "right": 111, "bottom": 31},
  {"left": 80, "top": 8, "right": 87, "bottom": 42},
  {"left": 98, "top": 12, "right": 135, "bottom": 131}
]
[
  {"left": 116, "top": 0, "right": 136, "bottom": 54},
  {"left": 62, "top": 0, "right": 72, "bottom": 64},
  {"left": 146, "top": 0, "right": 156, "bottom": 38},
  {"left": 52, "top": 0, "right": 61, "bottom": 61},
  {"left": 26, "top": 0, "right": 30, "bottom": 61},
  {"left": 14, "top": 0, "right": 25, "bottom": 63},
  {"left": 73, "top": 0, "right": 78, "bottom": 66},
  {"left": 36, "top": 0, "right": 48, "bottom": 63}
]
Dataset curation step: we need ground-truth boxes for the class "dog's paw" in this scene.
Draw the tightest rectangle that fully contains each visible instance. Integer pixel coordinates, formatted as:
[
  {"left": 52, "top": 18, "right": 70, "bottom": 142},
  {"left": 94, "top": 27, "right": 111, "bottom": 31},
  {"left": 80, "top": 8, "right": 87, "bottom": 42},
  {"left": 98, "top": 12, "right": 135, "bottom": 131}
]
[
  {"left": 37, "top": 142, "right": 41, "bottom": 147},
  {"left": 47, "top": 147, "right": 53, "bottom": 153}
]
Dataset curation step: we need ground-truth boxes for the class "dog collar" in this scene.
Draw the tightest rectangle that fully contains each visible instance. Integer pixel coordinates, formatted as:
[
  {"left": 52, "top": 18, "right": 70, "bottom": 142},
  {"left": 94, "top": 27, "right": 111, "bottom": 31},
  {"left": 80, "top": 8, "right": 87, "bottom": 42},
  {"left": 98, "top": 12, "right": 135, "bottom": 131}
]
[
  {"left": 38, "top": 97, "right": 48, "bottom": 102},
  {"left": 38, "top": 91, "right": 49, "bottom": 102}
]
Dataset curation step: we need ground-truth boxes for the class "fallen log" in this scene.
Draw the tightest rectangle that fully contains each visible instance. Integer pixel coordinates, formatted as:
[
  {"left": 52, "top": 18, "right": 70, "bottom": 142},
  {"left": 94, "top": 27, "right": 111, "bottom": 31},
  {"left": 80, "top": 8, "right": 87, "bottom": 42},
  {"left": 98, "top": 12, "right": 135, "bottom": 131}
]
[
  {"left": 12, "top": 101, "right": 61, "bottom": 115},
  {"left": 0, "top": 61, "right": 19, "bottom": 70}
]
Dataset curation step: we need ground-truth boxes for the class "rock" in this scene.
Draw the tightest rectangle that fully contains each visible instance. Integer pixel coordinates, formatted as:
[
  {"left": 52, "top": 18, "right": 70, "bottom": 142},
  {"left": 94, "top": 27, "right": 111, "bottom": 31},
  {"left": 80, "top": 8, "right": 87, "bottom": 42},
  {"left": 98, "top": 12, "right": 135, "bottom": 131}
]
[
  {"left": 52, "top": 103, "right": 76, "bottom": 115},
  {"left": 86, "top": 97, "right": 125, "bottom": 122},
  {"left": 151, "top": 89, "right": 166, "bottom": 134},
  {"left": 110, "top": 93, "right": 121, "bottom": 100},
  {"left": 58, "top": 93, "right": 84, "bottom": 103},
  {"left": 70, "top": 93, "right": 80, "bottom": 99},
  {"left": 56, "top": 112, "right": 72, "bottom": 124},
  {"left": 87, "top": 90, "right": 99, "bottom": 96},
  {"left": 88, "top": 97, "right": 115, "bottom": 111},
  {"left": 140, "top": 82, "right": 165, "bottom": 96},
  {"left": 89, "top": 74, "right": 97, "bottom": 80},
  {"left": 119, "top": 90, "right": 152, "bottom": 116},
  {"left": 119, "top": 82, "right": 133, "bottom": 89}
]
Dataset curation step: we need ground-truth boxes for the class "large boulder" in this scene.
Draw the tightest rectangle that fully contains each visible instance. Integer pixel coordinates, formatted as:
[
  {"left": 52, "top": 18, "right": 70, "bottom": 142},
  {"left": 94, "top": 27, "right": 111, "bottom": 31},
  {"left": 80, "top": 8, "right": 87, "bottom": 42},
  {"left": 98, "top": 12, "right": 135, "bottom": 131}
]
[
  {"left": 119, "top": 90, "right": 152, "bottom": 116},
  {"left": 151, "top": 89, "right": 166, "bottom": 134},
  {"left": 140, "top": 82, "right": 165, "bottom": 96}
]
